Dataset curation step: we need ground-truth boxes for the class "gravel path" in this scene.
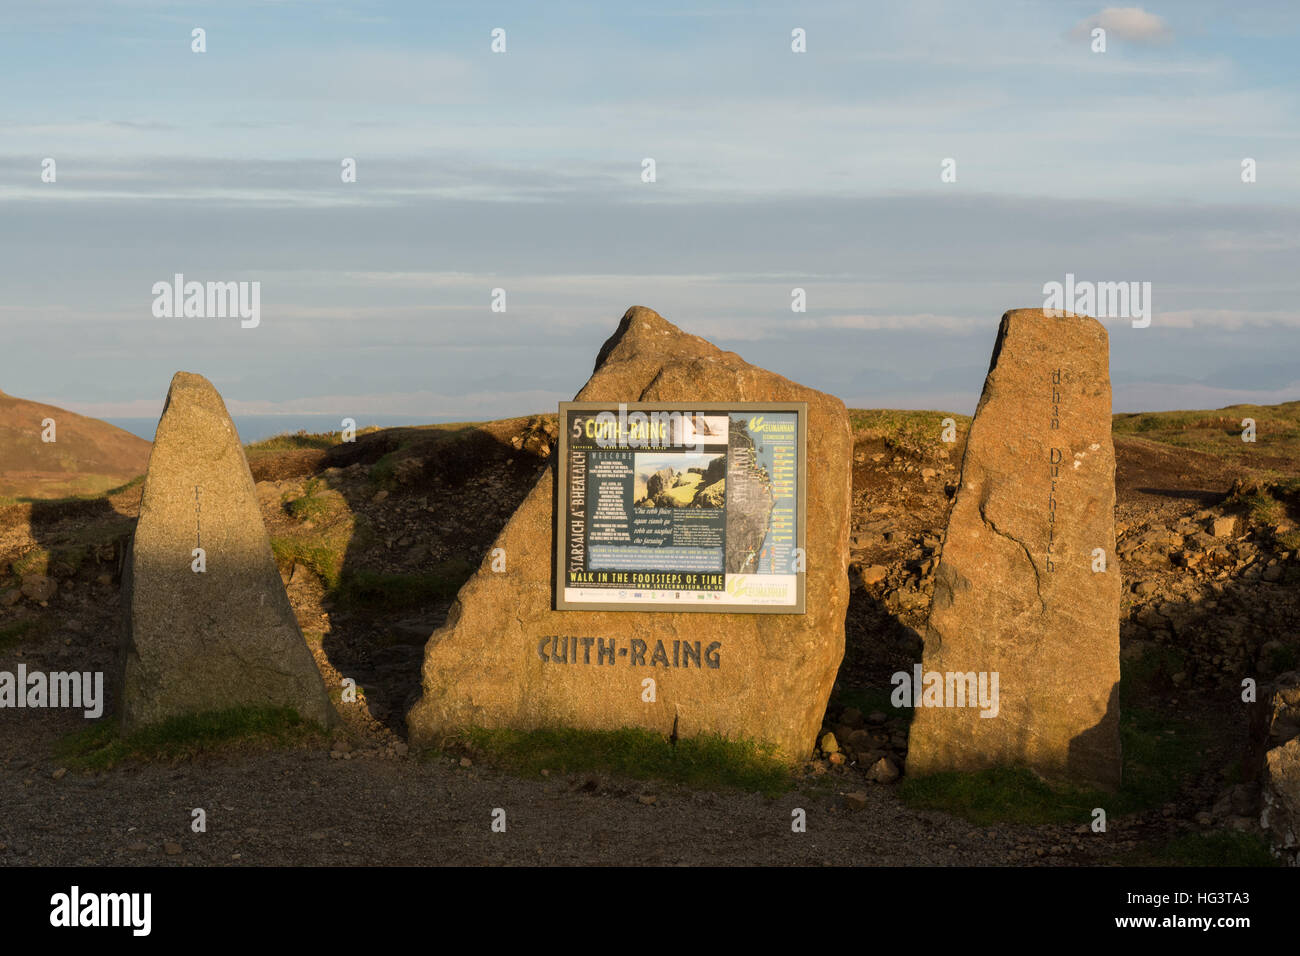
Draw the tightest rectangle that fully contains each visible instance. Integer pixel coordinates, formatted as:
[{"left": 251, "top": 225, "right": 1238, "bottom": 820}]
[{"left": 2, "top": 711, "right": 1118, "bottom": 867}]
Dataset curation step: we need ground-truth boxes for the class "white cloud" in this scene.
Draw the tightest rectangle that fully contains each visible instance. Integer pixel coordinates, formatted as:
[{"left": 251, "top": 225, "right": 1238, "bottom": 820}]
[
  {"left": 1071, "top": 7, "right": 1172, "bottom": 43},
  {"left": 1097, "top": 309, "right": 1300, "bottom": 329}
]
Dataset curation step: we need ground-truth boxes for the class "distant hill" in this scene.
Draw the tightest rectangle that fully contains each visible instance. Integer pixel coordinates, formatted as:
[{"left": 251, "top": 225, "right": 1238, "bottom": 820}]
[
  {"left": 1112, "top": 401, "right": 1300, "bottom": 477},
  {"left": 0, "top": 388, "right": 151, "bottom": 500}
]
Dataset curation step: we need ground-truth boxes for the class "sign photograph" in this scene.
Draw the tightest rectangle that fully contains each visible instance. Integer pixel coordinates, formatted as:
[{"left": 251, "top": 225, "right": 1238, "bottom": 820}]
[{"left": 555, "top": 401, "right": 806, "bottom": 613}]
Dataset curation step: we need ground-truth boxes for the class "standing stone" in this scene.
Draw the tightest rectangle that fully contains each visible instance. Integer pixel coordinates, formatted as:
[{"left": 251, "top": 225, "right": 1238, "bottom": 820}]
[
  {"left": 907, "top": 309, "right": 1121, "bottom": 790},
  {"left": 407, "top": 307, "right": 851, "bottom": 760},
  {"left": 119, "top": 372, "right": 332, "bottom": 731},
  {"left": 1260, "top": 671, "right": 1300, "bottom": 864}
]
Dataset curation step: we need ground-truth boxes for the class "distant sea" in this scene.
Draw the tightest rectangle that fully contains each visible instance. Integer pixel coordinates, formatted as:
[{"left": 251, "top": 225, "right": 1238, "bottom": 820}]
[{"left": 106, "top": 414, "right": 460, "bottom": 444}]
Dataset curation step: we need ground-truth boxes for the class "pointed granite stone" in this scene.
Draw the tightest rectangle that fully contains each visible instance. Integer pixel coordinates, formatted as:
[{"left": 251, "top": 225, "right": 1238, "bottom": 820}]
[
  {"left": 119, "top": 372, "right": 332, "bottom": 730},
  {"left": 907, "top": 309, "right": 1122, "bottom": 790}
]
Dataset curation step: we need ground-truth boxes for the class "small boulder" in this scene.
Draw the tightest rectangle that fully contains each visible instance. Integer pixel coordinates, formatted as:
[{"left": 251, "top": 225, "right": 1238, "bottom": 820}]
[
  {"left": 1211, "top": 515, "right": 1238, "bottom": 539},
  {"left": 845, "top": 729, "right": 873, "bottom": 751},
  {"left": 858, "top": 565, "right": 888, "bottom": 586},
  {"left": 20, "top": 574, "right": 56, "bottom": 603},
  {"left": 867, "top": 756, "right": 901, "bottom": 784}
]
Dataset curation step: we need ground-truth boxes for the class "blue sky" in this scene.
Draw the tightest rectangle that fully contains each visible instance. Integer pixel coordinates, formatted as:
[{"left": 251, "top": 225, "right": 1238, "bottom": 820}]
[{"left": 2, "top": 0, "right": 1298, "bottom": 420}]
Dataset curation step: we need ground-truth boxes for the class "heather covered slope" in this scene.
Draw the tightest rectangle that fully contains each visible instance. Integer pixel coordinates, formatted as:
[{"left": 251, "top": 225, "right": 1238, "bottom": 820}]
[{"left": 0, "top": 388, "right": 151, "bottom": 501}]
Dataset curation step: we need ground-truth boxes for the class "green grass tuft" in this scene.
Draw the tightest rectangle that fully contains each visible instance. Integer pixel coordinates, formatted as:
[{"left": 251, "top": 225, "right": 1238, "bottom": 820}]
[
  {"left": 1120, "top": 643, "right": 1187, "bottom": 699},
  {"left": 245, "top": 430, "right": 343, "bottom": 452},
  {"left": 829, "top": 685, "right": 912, "bottom": 725},
  {"left": 848, "top": 409, "right": 970, "bottom": 452},
  {"left": 899, "top": 698, "right": 1209, "bottom": 825},
  {"left": 284, "top": 478, "right": 332, "bottom": 523},
  {"left": 270, "top": 537, "right": 347, "bottom": 590},
  {"left": 368, "top": 452, "right": 400, "bottom": 488},
  {"left": 0, "top": 619, "right": 46, "bottom": 653},
  {"left": 899, "top": 765, "right": 1102, "bottom": 825},
  {"left": 55, "top": 707, "right": 326, "bottom": 771},
  {"left": 1130, "top": 830, "right": 1280, "bottom": 867},
  {"left": 1115, "top": 705, "right": 1208, "bottom": 813},
  {"left": 12, "top": 543, "right": 97, "bottom": 578},
  {"left": 102, "top": 474, "right": 146, "bottom": 497},
  {"left": 458, "top": 726, "right": 794, "bottom": 797},
  {"left": 1243, "top": 491, "right": 1284, "bottom": 526},
  {"left": 12, "top": 549, "right": 51, "bottom": 576},
  {"left": 332, "top": 562, "right": 475, "bottom": 610},
  {"left": 1229, "top": 480, "right": 1300, "bottom": 549},
  {"left": 1267, "top": 643, "right": 1299, "bottom": 674}
]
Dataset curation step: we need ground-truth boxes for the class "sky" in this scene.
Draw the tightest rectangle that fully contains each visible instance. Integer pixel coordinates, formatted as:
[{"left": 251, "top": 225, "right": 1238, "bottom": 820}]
[{"left": 2, "top": 0, "right": 1298, "bottom": 422}]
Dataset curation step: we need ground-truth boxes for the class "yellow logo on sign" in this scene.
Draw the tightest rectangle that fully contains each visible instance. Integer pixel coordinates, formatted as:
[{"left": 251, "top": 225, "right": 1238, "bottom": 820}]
[{"left": 747, "top": 416, "right": 794, "bottom": 434}]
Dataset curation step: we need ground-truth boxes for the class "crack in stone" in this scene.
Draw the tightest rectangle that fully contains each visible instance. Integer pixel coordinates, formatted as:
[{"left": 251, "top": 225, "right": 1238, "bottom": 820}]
[{"left": 978, "top": 499, "right": 1047, "bottom": 615}]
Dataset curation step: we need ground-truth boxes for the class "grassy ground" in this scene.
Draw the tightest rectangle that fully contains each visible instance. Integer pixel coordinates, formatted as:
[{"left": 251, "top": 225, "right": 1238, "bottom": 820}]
[
  {"left": 454, "top": 726, "right": 794, "bottom": 797},
  {"left": 55, "top": 707, "right": 328, "bottom": 771},
  {"left": 246, "top": 430, "right": 348, "bottom": 453},
  {"left": 899, "top": 647, "right": 1208, "bottom": 828},
  {"left": 10, "top": 526, "right": 131, "bottom": 579},
  {"left": 900, "top": 766, "right": 1100, "bottom": 826},
  {"left": 0, "top": 474, "right": 145, "bottom": 509},
  {"left": 849, "top": 409, "right": 971, "bottom": 454},
  {"left": 0, "top": 618, "right": 47, "bottom": 653},
  {"left": 896, "top": 695, "right": 1236, "bottom": 838},
  {"left": 1112, "top": 401, "right": 1300, "bottom": 476},
  {"left": 894, "top": 634, "right": 1275, "bottom": 864},
  {"left": 268, "top": 476, "right": 475, "bottom": 610},
  {"left": 331, "top": 563, "right": 476, "bottom": 611},
  {"left": 848, "top": 402, "right": 1300, "bottom": 476},
  {"left": 1226, "top": 477, "right": 1300, "bottom": 549},
  {"left": 1125, "top": 830, "right": 1278, "bottom": 867}
]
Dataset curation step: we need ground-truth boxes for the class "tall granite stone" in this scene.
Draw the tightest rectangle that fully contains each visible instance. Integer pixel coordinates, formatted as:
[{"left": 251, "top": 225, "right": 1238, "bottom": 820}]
[
  {"left": 1260, "top": 671, "right": 1300, "bottom": 864},
  {"left": 907, "top": 309, "right": 1122, "bottom": 790},
  {"left": 407, "top": 306, "right": 851, "bottom": 760},
  {"left": 120, "top": 372, "right": 333, "bottom": 730}
]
